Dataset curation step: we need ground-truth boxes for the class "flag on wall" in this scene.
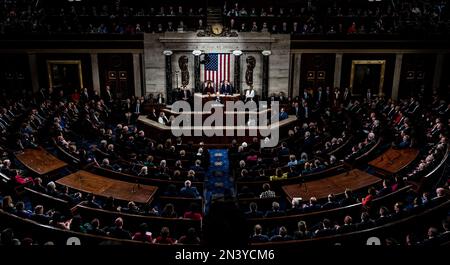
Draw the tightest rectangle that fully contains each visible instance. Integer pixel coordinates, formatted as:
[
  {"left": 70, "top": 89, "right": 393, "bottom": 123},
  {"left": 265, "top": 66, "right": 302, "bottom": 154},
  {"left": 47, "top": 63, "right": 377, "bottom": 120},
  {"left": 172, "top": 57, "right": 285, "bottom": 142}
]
[{"left": 204, "top": 53, "right": 231, "bottom": 89}]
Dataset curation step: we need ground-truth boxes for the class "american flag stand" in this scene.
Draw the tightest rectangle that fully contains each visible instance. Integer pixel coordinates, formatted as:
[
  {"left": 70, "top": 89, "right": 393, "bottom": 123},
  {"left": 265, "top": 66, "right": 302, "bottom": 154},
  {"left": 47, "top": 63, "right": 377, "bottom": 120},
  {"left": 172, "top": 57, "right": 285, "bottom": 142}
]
[{"left": 204, "top": 53, "right": 231, "bottom": 92}]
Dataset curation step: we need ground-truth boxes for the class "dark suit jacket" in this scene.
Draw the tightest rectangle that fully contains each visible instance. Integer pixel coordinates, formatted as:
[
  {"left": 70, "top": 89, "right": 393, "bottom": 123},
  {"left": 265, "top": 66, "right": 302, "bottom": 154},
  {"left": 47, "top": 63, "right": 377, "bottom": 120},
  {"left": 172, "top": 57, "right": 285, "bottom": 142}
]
[
  {"left": 220, "top": 84, "right": 233, "bottom": 94},
  {"left": 179, "top": 89, "right": 191, "bottom": 100},
  {"left": 245, "top": 210, "right": 264, "bottom": 218},
  {"left": 264, "top": 210, "right": 286, "bottom": 218}
]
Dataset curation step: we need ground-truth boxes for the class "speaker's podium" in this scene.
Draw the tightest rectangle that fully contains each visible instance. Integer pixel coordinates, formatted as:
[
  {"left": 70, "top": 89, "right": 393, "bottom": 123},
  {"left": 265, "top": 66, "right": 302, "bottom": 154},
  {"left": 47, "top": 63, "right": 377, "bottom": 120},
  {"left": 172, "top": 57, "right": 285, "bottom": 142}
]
[
  {"left": 138, "top": 111, "right": 297, "bottom": 146},
  {"left": 194, "top": 92, "right": 241, "bottom": 106}
]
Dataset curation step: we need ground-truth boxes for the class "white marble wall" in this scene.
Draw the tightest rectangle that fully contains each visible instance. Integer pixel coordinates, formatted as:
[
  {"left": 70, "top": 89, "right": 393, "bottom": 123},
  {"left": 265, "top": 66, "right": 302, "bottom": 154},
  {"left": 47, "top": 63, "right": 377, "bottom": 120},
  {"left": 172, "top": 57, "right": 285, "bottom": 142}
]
[
  {"left": 268, "top": 35, "right": 290, "bottom": 96},
  {"left": 143, "top": 32, "right": 290, "bottom": 97},
  {"left": 144, "top": 34, "right": 166, "bottom": 96}
]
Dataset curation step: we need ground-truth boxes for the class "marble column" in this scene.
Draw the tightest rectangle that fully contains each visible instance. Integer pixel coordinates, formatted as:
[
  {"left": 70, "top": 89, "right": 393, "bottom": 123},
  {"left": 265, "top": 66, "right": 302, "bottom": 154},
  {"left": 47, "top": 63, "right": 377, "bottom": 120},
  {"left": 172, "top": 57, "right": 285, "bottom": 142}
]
[
  {"left": 163, "top": 50, "right": 173, "bottom": 103},
  {"left": 132, "top": 53, "right": 142, "bottom": 97},
  {"left": 432, "top": 53, "right": 445, "bottom": 94},
  {"left": 90, "top": 53, "right": 100, "bottom": 95},
  {"left": 391, "top": 53, "right": 403, "bottom": 100},
  {"left": 333, "top": 53, "right": 343, "bottom": 88},
  {"left": 292, "top": 53, "right": 301, "bottom": 97},
  {"left": 262, "top": 50, "right": 271, "bottom": 100},
  {"left": 28, "top": 53, "right": 39, "bottom": 94},
  {"left": 233, "top": 50, "right": 242, "bottom": 94},
  {"left": 193, "top": 50, "right": 201, "bottom": 93}
]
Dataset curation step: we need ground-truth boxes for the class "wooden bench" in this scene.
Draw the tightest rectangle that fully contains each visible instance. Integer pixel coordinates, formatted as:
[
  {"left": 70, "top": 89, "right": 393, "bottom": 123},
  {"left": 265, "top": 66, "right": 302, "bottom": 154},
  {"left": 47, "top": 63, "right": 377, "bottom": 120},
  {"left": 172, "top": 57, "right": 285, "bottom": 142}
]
[
  {"left": 71, "top": 204, "right": 202, "bottom": 239},
  {"left": 87, "top": 165, "right": 205, "bottom": 194},
  {"left": 24, "top": 187, "right": 70, "bottom": 212},
  {"left": 246, "top": 185, "right": 414, "bottom": 235}
]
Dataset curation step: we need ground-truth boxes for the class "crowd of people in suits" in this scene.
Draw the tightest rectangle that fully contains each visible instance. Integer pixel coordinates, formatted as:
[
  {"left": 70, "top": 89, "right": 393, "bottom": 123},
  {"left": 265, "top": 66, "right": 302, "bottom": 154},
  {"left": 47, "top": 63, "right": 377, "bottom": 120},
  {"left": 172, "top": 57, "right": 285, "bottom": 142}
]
[
  {"left": 223, "top": 0, "right": 450, "bottom": 36},
  {"left": 0, "top": 79, "right": 449, "bottom": 246}
]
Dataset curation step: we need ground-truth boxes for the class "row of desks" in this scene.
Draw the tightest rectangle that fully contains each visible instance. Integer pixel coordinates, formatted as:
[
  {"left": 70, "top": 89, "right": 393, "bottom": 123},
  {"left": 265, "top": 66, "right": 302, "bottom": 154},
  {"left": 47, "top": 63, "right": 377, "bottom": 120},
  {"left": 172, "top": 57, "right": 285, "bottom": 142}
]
[
  {"left": 15, "top": 146, "right": 419, "bottom": 206},
  {"left": 282, "top": 148, "right": 419, "bottom": 201}
]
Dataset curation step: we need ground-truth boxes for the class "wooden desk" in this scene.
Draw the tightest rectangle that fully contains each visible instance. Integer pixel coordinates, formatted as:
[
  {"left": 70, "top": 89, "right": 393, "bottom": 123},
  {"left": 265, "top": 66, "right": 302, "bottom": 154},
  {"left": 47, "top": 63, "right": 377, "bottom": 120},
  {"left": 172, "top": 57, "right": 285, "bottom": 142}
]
[
  {"left": 194, "top": 93, "right": 240, "bottom": 105},
  {"left": 137, "top": 115, "right": 297, "bottom": 145},
  {"left": 368, "top": 148, "right": 420, "bottom": 175},
  {"left": 15, "top": 147, "right": 68, "bottom": 175},
  {"left": 282, "top": 169, "right": 381, "bottom": 201},
  {"left": 56, "top": 170, "right": 158, "bottom": 204}
]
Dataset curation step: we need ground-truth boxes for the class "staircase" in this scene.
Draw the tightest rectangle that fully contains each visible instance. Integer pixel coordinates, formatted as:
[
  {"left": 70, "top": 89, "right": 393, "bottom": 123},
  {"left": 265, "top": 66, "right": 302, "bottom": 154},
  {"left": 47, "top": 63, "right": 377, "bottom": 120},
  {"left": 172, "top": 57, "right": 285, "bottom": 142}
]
[
  {"left": 203, "top": 149, "right": 234, "bottom": 213},
  {"left": 207, "top": 7, "right": 223, "bottom": 27}
]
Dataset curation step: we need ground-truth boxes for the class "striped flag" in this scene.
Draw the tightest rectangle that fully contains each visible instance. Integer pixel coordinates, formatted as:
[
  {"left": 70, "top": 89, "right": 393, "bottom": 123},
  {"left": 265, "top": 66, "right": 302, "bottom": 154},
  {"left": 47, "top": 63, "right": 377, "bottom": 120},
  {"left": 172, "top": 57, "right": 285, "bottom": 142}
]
[{"left": 204, "top": 53, "right": 231, "bottom": 91}]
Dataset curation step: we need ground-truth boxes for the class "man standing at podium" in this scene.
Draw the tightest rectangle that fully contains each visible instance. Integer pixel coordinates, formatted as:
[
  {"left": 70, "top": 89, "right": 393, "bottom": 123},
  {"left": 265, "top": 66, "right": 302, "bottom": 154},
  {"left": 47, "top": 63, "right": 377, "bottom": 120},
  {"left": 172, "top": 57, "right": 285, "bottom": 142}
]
[{"left": 220, "top": 80, "right": 233, "bottom": 95}]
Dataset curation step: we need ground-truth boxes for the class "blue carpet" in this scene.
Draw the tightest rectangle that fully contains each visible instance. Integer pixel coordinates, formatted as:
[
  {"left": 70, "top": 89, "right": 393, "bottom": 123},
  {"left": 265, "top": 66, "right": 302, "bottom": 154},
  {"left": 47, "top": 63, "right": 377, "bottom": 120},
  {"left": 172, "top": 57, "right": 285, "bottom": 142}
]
[{"left": 203, "top": 149, "right": 235, "bottom": 213}]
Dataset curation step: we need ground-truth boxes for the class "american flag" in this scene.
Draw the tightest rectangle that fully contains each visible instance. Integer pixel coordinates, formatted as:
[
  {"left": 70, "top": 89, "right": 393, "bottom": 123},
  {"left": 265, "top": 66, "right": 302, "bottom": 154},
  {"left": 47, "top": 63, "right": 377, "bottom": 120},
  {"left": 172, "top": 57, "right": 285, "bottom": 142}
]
[{"left": 204, "top": 53, "right": 231, "bottom": 90}]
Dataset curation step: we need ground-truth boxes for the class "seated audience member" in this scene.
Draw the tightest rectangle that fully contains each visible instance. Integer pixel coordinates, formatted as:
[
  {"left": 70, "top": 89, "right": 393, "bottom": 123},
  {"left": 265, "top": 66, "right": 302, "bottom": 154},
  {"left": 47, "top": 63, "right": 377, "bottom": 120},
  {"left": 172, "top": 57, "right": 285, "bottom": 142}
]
[
  {"left": 30, "top": 205, "right": 51, "bottom": 224},
  {"left": 183, "top": 203, "right": 203, "bottom": 220},
  {"left": 14, "top": 201, "right": 31, "bottom": 218},
  {"left": 304, "top": 197, "right": 321, "bottom": 212},
  {"left": 32, "top": 177, "right": 47, "bottom": 193},
  {"left": 70, "top": 215, "right": 87, "bottom": 233},
  {"left": 337, "top": 216, "right": 355, "bottom": 234},
  {"left": 264, "top": 201, "right": 286, "bottom": 217},
  {"left": 377, "top": 179, "right": 392, "bottom": 197},
  {"left": 245, "top": 202, "right": 264, "bottom": 218},
  {"left": 422, "top": 227, "right": 441, "bottom": 246},
  {"left": 132, "top": 223, "right": 152, "bottom": 243},
  {"left": 80, "top": 193, "right": 102, "bottom": 209},
  {"left": 293, "top": 221, "right": 312, "bottom": 240},
  {"left": 376, "top": 206, "right": 391, "bottom": 225},
  {"left": 287, "top": 198, "right": 304, "bottom": 215},
  {"left": 179, "top": 180, "right": 201, "bottom": 198},
  {"left": 390, "top": 202, "right": 406, "bottom": 220},
  {"left": 279, "top": 108, "right": 288, "bottom": 121},
  {"left": 362, "top": 187, "right": 377, "bottom": 207},
  {"left": 397, "top": 134, "right": 411, "bottom": 148},
  {"left": 2, "top": 196, "right": 15, "bottom": 213},
  {"left": 161, "top": 203, "right": 177, "bottom": 218},
  {"left": 153, "top": 227, "right": 175, "bottom": 244},
  {"left": 269, "top": 226, "right": 294, "bottom": 242},
  {"left": 100, "top": 158, "right": 114, "bottom": 171},
  {"left": 250, "top": 224, "right": 269, "bottom": 243},
  {"left": 314, "top": 219, "right": 336, "bottom": 237},
  {"left": 85, "top": 218, "right": 106, "bottom": 236},
  {"left": 102, "top": 196, "right": 116, "bottom": 211},
  {"left": 178, "top": 227, "right": 201, "bottom": 245},
  {"left": 107, "top": 217, "right": 132, "bottom": 240},
  {"left": 321, "top": 194, "right": 338, "bottom": 209},
  {"left": 259, "top": 183, "right": 276, "bottom": 198},
  {"left": 287, "top": 155, "right": 298, "bottom": 167},
  {"left": 46, "top": 181, "right": 60, "bottom": 197},
  {"left": 158, "top": 112, "right": 169, "bottom": 125},
  {"left": 391, "top": 175, "right": 405, "bottom": 192},
  {"left": 119, "top": 201, "right": 141, "bottom": 214},
  {"left": 270, "top": 167, "right": 287, "bottom": 181},
  {"left": 356, "top": 212, "right": 376, "bottom": 230}
]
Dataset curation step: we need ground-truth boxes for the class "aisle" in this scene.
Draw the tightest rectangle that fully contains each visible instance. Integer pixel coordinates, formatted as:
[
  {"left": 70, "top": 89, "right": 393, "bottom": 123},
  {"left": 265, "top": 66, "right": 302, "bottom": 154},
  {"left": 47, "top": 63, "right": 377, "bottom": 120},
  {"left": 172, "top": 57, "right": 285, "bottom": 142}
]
[{"left": 203, "top": 149, "right": 235, "bottom": 213}]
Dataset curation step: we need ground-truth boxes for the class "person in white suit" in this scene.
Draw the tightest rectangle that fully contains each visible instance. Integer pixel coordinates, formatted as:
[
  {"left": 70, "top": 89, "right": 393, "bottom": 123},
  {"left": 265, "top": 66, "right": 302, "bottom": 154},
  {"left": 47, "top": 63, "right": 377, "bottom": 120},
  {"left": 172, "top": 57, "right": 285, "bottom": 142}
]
[{"left": 245, "top": 87, "right": 255, "bottom": 102}]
